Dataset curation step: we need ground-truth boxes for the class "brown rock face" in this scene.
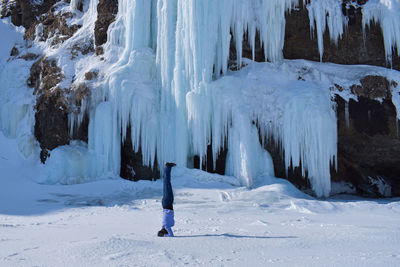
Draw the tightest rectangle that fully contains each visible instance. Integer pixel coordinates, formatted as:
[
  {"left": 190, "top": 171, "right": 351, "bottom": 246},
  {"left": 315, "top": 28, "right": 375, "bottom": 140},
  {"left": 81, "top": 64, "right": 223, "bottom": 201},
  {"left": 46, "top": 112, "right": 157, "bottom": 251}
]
[
  {"left": 120, "top": 126, "right": 160, "bottom": 181},
  {"left": 28, "top": 57, "right": 64, "bottom": 93},
  {"left": 10, "top": 0, "right": 34, "bottom": 28},
  {"left": 25, "top": 9, "right": 81, "bottom": 45},
  {"left": 35, "top": 88, "right": 70, "bottom": 162},
  {"left": 28, "top": 57, "right": 69, "bottom": 163},
  {"left": 94, "top": 0, "right": 118, "bottom": 47},
  {"left": 350, "top": 76, "right": 392, "bottom": 99},
  {"left": 333, "top": 77, "right": 400, "bottom": 197},
  {"left": 7, "top": 0, "right": 80, "bottom": 44},
  {"left": 28, "top": 57, "right": 89, "bottom": 163},
  {"left": 10, "top": 0, "right": 58, "bottom": 29}
]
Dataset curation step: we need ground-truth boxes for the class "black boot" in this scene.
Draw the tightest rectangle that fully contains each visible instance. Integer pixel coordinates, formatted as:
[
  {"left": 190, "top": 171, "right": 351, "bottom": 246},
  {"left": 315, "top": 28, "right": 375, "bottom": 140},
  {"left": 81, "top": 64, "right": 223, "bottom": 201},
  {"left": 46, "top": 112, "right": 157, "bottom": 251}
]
[
  {"left": 165, "top": 162, "right": 176, "bottom": 167},
  {"left": 157, "top": 227, "right": 168, "bottom": 237}
]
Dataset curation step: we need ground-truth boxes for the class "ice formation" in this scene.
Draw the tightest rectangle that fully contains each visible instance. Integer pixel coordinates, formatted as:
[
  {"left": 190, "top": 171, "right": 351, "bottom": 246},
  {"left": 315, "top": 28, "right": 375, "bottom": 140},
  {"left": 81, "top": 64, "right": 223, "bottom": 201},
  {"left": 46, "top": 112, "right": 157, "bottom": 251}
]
[
  {"left": 307, "top": 0, "right": 400, "bottom": 64},
  {"left": 80, "top": 0, "right": 337, "bottom": 196},
  {"left": 307, "top": 0, "right": 347, "bottom": 61},
  {"left": 0, "top": 19, "right": 37, "bottom": 159},
  {"left": 1, "top": 0, "right": 400, "bottom": 197},
  {"left": 362, "top": 0, "right": 400, "bottom": 64}
]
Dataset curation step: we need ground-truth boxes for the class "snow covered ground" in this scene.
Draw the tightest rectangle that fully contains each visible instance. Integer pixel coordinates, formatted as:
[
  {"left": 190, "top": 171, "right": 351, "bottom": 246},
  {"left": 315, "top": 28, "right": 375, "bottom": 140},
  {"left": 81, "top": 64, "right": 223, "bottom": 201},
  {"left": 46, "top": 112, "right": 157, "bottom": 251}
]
[{"left": 1, "top": 132, "right": 400, "bottom": 267}]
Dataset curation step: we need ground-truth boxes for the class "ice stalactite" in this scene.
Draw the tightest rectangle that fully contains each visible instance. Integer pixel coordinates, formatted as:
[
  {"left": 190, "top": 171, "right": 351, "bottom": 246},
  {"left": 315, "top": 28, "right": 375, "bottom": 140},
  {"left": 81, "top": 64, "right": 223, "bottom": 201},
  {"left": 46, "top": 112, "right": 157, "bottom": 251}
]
[
  {"left": 362, "top": 0, "right": 400, "bottom": 64},
  {"left": 306, "top": 0, "right": 400, "bottom": 65},
  {"left": 280, "top": 84, "right": 337, "bottom": 198},
  {"left": 225, "top": 111, "right": 274, "bottom": 188},
  {"left": 307, "top": 0, "right": 347, "bottom": 62},
  {"left": 156, "top": 0, "right": 178, "bottom": 165}
]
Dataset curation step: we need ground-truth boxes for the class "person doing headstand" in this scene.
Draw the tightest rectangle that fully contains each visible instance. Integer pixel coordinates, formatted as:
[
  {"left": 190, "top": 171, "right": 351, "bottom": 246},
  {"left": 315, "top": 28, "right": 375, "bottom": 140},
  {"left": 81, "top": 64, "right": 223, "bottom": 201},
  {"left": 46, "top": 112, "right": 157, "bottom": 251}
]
[{"left": 158, "top": 162, "right": 176, "bottom": 237}]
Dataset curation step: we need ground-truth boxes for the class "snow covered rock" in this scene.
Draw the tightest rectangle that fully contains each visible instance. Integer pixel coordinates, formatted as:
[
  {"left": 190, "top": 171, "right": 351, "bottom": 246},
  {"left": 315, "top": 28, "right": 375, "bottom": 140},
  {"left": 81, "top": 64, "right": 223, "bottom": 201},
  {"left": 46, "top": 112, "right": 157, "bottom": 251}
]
[
  {"left": 0, "top": 0, "right": 16, "bottom": 17},
  {"left": 9, "top": 0, "right": 34, "bottom": 28},
  {"left": 28, "top": 57, "right": 69, "bottom": 162},
  {"left": 94, "top": 0, "right": 118, "bottom": 47}
]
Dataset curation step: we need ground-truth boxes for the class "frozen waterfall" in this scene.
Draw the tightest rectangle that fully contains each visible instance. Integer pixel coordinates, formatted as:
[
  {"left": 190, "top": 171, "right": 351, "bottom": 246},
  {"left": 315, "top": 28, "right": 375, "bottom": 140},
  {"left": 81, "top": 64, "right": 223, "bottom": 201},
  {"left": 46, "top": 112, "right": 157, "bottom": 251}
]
[
  {"left": 74, "top": 0, "right": 337, "bottom": 197},
  {"left": 2, "top": 0, "right": 400, "bottom": 197}
]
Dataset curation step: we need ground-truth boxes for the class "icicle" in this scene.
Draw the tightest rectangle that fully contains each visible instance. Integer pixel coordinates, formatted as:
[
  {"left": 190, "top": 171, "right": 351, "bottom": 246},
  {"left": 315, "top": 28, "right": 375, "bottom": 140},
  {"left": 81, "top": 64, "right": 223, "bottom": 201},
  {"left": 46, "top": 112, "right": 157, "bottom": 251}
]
[
  {"left": 225, "top": 112, "right": 274, "bottom": 188},
  {"left": 307, "top": 0, "right": 347, "bottom": 61},
  {"left": 345, "top": 101, "right": 350, "bottom": 128},
  {"left": 281, "top": 89, "right": 337, "bottom": 197},
  {"left": 69, "top": 0, "right": 82, "bottom": 11},
  {"left": 362, "top": 0, "right": 400, "bottom": 64}
]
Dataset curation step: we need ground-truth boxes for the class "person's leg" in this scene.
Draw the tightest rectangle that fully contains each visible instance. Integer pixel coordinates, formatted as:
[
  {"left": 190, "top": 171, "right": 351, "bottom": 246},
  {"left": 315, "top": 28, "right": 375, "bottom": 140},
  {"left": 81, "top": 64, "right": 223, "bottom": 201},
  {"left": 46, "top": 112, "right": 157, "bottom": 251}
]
[
  {"left": 162, "top": 164, "right": 174, "bottom": 210},
  {"left": 159, "top": 163, "right": 176, "bottom": 237}
]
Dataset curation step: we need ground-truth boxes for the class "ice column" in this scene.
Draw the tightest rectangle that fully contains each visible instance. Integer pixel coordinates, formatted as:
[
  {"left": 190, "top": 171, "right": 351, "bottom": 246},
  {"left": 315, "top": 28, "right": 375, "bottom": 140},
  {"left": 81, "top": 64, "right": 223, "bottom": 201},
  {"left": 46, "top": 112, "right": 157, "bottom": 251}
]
[
  {"left": 257, "top": 0, "right": 299, "bottom": 62},
  {"left": 156, "top": 0, "right": 178, "bottom": 164},
  {"left": 90, "top": 0, "right": 158, "bottom": 175},
  {"left": 281, "top": 88, "right": 337, "bottom": 197}
]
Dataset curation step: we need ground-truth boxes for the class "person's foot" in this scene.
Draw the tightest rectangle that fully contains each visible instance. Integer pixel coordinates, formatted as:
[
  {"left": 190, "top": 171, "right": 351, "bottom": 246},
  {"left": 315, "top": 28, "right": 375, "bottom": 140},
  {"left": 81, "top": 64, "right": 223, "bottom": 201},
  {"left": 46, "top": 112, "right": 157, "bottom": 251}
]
[
  {"left": 165, "top": 162, "right": 176, "bottom": 167},
  {"left": 157, "top": 227, "right": 168, "bottom": 237}
]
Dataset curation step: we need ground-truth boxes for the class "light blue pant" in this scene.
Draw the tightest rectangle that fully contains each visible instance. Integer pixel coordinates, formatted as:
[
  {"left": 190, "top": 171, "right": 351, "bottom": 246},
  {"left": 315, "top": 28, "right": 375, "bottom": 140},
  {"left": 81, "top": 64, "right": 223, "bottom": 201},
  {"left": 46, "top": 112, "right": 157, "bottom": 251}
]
[{"left": 162, "top": 209, "right": 175, "bottom": 237}]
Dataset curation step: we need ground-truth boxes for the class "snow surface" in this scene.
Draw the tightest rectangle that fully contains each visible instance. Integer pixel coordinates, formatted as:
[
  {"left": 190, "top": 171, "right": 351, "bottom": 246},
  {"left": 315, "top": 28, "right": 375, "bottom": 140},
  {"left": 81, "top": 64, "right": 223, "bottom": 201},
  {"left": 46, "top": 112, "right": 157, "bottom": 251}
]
[{"left": 1, "top": 131, "right": 400, "bottom": 266}]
